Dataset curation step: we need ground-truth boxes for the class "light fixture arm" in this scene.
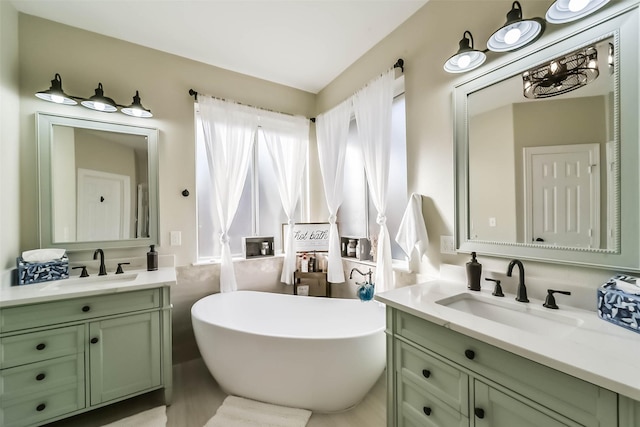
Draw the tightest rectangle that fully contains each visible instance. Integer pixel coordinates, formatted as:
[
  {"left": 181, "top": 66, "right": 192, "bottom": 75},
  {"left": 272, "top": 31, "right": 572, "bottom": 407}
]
[
  {"left": 462, "top": 31, "right": 474, "bottom": 50},
  {"left": 506, "top": 1, "right": 523, "bottom": 23}
]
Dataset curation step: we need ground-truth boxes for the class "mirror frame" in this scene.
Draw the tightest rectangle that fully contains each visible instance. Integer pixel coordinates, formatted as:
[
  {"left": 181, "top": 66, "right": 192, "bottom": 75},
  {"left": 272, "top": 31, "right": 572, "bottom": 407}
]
[
  {"left": 36, "top": 112, "right": 159, "bottom": 251},
  {"left": 454, "top": 6, "right": 640, "bottom": 271}
]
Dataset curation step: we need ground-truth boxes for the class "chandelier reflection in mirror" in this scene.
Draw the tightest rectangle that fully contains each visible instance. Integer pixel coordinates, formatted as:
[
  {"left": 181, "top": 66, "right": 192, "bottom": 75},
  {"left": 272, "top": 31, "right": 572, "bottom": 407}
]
[{"left": 522, "top": 45, "right": 599, "bottom": 99}]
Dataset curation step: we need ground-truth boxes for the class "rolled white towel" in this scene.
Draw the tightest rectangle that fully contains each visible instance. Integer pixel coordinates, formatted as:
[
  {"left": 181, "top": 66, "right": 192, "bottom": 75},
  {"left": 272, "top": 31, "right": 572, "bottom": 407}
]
[{"left": 22, "top": 248, "right": 66, "bottom": 263}]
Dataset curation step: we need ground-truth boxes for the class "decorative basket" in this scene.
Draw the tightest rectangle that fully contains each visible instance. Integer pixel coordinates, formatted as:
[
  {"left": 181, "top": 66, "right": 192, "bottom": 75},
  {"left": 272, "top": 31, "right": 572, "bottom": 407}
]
[
  {"left": 16, "top": 255, "right": 69, "bottom": 286},
  {"left": 597, "top": 275, "right": 640, "bottom": 334}
]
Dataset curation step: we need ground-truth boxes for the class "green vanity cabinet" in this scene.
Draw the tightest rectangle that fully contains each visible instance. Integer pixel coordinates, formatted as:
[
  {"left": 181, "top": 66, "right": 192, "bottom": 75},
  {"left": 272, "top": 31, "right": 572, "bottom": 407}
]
[
  {"left": 0, "top": 286, "right": 172, "bottom": 427},
  {"left": 88, "top": 311, "right": 161, "bottom": 405},
  {"left": 386, "top": 307, "right": 619, "bottom": 427}
]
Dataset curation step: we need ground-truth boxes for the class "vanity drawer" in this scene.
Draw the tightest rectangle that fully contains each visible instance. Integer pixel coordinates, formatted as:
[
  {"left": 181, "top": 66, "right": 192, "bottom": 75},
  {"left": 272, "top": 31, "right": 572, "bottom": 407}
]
[
  {"left": 0, "top": 325, "right": 84, "bottom": 369},
  {"left": 399, "top": 377, "right": 468, "bottom": 427},
  {"left": 0, "top": 288, "right": 160, "bottom": 332},
  {"left": 0, "top": 383, "right": 84, "bottom": 427},
  {"left": 397, "top": 340, "right": 468, "bottom": 416},
  {"left": 1, "top": 354, "right": 84, "bottom": 400},
  {"left": 393, "top": 309, "right": 617, "bottom": 426}
]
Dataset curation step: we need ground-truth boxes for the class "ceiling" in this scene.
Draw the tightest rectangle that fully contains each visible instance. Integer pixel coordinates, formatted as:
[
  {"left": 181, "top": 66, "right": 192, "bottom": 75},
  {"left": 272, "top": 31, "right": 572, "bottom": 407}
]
[{"left": 10, "top": 0, "right": 428, "bottom": 94}]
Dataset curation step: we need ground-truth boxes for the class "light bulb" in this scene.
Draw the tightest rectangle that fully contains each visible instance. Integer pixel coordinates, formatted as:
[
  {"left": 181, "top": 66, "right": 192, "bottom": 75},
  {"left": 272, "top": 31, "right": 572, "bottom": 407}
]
[
  {"left": 550, "top": 61, "right": 559, "bottom": 74},
  {"left": 568, "top": 0, "right": 589, "bottom": 12},
  {"left": 457, "top": 54, "right": 471, "bottom": 69},
  {"left": 51, "top": 94, "right": 65, "bottom": 104},
  {"left": 504, "top": 27, "right": 522, "bottom": 45},
  {"left": 94, "top": 102, "right": 106, "bottom": 111},
  {"left": 132, "top": 108, "right": 143, "bottom": 117}
]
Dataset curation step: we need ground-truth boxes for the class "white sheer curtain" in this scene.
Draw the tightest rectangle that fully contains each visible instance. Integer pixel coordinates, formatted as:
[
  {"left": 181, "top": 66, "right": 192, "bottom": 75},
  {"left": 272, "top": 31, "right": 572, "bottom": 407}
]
[
  {"left": 353, "top": 68, "right": 396, "bottom": 293},
  {"left": 198, "top": 97, "right": 258, "bottom": 292},
  {"left": 260, "top": 113, "right": 310, "bottom": 285},
  {"left": 316, "top": 99, "right": 352, "bottom": 283}
]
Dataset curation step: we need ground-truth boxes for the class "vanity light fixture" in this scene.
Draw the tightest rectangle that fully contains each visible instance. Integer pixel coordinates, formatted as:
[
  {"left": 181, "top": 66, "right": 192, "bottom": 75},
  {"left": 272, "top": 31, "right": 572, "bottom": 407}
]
[
  {"left": 522, "top": 45, "right": 599, "bottom": 99},
  {"left": 487, "top": 1, "right": 545, "bottom": 52},
  {"left": 121, "top": 91, "right": 153, "bottom": 118},
  {"left": 546, "top": 0, "right": 610, "bottom": 24},
  {"left": 444, "top": 31, "right": 487, "bottom": 73},
  {"left": 35, "top": 73, "right": 77, "bottom": 105},
  {"left": 34, "top": 73, "right": 153, "bottom": 118},
  {"left": 80, "top": 83, "right": 118, "bottom": 112}
]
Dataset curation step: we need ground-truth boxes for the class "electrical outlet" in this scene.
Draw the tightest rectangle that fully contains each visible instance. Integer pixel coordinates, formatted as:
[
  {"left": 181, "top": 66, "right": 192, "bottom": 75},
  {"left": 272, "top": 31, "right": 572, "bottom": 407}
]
[
  {"left": 489, "top": 217, "right": 497, "bottom": 227},
  {"left": 170, "top": 231, "right": 182, "bottom": 246},
  {"left": 440, "top": 235, "right": 456, "bottom": 254}
]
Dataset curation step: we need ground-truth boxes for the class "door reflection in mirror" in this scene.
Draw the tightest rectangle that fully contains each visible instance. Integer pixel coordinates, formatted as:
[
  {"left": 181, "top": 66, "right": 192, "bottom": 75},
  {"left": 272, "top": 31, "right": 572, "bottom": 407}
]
[
  {"left": 51, "top": 126, "right": 149, "bottom": 243},
  {"left": 467, "top": 37, "right": 615, "bottom": 250}
]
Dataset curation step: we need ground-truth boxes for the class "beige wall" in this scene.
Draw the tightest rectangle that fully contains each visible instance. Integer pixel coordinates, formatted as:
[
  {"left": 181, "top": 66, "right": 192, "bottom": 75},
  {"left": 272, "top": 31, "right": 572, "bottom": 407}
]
[{"left": 1, "top": 1, "right": 20, "bottom": 286}]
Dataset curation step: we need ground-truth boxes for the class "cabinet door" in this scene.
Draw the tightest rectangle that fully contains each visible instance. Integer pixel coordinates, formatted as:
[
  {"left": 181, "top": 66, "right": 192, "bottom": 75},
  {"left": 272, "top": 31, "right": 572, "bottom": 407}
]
[
  {"left": 473, "top": 381, "right": 575, "bottom": 427},
  {"left": 89, "top": 312, "right": 160, "bottom": 405}
]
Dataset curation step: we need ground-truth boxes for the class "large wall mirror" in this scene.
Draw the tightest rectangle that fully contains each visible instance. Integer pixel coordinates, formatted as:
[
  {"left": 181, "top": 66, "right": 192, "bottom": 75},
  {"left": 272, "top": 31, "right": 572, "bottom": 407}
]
[
  {"left": 37, "top": 113, "right": 159, "bottom": 251},
  {"left": 455, "top": 7, "right": 640, "bottom": 270}
]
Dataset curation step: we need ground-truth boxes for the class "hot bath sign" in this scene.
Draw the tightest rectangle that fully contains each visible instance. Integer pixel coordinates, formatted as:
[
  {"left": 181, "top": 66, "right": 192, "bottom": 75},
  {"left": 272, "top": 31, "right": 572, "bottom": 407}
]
[{"left": 284, "top": 223, "right": 330, "bottom": 252}]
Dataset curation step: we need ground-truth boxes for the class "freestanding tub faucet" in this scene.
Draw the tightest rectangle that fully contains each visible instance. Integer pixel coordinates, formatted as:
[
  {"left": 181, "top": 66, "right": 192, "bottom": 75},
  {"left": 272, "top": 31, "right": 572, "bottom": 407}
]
[
  {"left": 350, "top": 268, "right": 373, "bottom": 285},
  {"left": 507, "top": 259, "right": 529, "bottom": 303},
  {"left": 93, "top": 249, "right": 107, "bottom": 276}
]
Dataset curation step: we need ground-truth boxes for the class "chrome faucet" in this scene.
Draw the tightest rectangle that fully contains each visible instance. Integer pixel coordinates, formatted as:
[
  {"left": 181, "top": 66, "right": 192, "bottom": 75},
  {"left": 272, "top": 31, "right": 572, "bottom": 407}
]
[
  {"left": 507, "top": 259, "right": 529, "bottom": 303},
  {"left": 93, "top": 249, "right": 107, "bottom": 276},
  {"left": 350, "top": 268, "right": 373, "bottom": 284}
]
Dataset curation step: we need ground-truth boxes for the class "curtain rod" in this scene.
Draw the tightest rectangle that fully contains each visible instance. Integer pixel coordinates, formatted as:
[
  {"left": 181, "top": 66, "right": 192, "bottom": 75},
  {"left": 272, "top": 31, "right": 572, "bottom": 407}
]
[
  {"left": 188, "top": 89, "right": 317, "bottom": 123},
  {"left": 188, "top": 58, "right": 404, "bottom": 125}
]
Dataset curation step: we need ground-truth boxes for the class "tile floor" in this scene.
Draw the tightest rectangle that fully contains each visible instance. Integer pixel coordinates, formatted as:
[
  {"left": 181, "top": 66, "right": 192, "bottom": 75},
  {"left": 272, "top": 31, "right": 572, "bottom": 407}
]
[{"left": 44, "top": 358, "right": 386, "bottom": 427}]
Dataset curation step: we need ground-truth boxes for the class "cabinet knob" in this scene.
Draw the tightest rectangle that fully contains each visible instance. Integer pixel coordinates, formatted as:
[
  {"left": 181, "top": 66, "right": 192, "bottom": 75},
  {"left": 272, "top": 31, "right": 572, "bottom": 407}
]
[
  {"left": 423, "top": 406, "right": 432, "bottom": 416},
  {"left": 36, "top": 403, "right": 46, "bottom": 412},
  {"left": 82, "top": 305, "right": 91, "bottom": 312},
  {"left": 36, "top": 373, "right": 46, "bottom": 381},
  {"left": 36, "top": 343, "right": 46, "bottom": 351},
  {"left": 90, "top": 337, "right": 99, "bottom": 344},
  {"left": 422, "top": 369, "right": 431, "bottom": 379},
  {"left": 474, "top": 408, "right": 485, "bottom": 419},
  {"left": 465, "top": 349, "right": 476, "bottom": 360}
]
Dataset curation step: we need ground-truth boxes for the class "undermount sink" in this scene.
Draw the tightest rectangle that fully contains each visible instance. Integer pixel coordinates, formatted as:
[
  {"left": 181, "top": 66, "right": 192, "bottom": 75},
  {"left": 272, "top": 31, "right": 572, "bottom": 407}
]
[
  {"left": 41, "top": 273, "right": 139, "bottom": 289},
  {"left": 436, "top": 292, "right": 583, "bottom": 338}
]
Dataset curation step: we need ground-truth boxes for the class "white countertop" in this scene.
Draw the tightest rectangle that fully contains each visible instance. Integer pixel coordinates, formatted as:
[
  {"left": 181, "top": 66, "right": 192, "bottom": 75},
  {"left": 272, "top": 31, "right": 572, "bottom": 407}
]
[
  {"left": 375, "top": 280, "right": 640, "bottom": 402},
  {"left": 0, "top": 267, "right": 176, "bottom": 308}
]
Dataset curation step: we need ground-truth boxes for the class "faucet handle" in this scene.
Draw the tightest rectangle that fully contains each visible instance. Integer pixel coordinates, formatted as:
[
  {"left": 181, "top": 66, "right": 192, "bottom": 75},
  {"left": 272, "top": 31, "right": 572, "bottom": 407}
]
[
  {"left": 543, "top": 289, "right": 571, "bottom": 309},
  {"left": 115, "top": 262, "right": 130, "bottom": 274},
  {"left": 72, "top": 266, "right": 89, "bottom": 277},
  {"left": 485, "top": 278, "right": 504, "bottom": 297}
]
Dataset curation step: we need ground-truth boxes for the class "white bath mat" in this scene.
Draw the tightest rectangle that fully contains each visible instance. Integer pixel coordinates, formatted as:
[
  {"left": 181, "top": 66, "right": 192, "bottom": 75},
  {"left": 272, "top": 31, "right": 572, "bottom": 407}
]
[
  {"left": 100, "top": 405, "right": 167, "bottom": 427},
  {"left": 204, "top": 396, "right": 312, "bottom": 427}
]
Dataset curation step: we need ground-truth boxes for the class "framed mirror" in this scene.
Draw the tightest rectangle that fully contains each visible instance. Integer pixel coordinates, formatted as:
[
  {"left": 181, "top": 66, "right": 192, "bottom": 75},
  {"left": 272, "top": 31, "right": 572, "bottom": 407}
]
[
  {"left": 37, "top": 113, "right": 159, "bottom": 251},
  {"left": 454, "top": 7, "right": 640, "bottom": 270}
]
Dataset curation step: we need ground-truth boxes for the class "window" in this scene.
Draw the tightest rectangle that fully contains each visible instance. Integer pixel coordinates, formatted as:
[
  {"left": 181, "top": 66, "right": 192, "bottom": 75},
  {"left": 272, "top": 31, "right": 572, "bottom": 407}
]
[
  {"left": 195, "top": 112, "right": 302, "bottom": 261},
  {"left": 338, "top": 91, "right": 408, "bottom": 260}
]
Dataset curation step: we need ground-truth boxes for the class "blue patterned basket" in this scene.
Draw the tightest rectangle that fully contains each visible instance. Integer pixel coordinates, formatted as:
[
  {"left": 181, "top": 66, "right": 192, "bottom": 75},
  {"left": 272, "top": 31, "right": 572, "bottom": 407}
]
[
  {"left": 16, "top": 256, "right": 69, "bottom": 285},
  {"left": 597, "top": 275, "right": 640, "bottom": 334}
]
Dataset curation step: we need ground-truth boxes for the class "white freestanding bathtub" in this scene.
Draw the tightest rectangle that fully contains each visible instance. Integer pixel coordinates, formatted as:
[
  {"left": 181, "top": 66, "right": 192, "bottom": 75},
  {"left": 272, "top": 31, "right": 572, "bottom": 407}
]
[{"left": 191, "top": 290, "right": 386, "bottom": 412}]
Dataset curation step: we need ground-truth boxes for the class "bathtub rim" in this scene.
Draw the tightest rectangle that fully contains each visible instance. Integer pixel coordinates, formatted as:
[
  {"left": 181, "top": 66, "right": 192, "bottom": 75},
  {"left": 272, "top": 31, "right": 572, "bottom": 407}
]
[{"left": 191, "top": 290, "right": 386, "bottom": 341}]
